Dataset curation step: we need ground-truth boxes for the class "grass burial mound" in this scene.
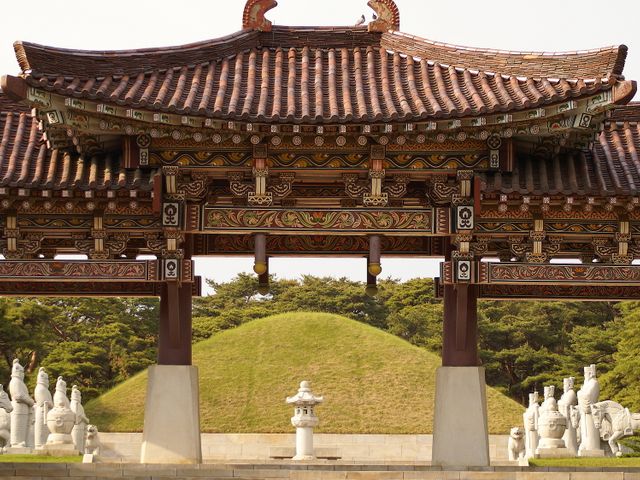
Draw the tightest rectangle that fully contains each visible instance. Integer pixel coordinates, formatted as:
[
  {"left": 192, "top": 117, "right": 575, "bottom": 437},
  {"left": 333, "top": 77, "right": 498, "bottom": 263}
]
[{"left": 86, "top": 312, "right": 523, "bottom": 433}]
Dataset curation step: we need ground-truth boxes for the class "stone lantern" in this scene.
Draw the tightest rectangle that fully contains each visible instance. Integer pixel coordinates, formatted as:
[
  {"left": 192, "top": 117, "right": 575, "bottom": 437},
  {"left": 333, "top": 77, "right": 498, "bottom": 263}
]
[{"left": 286, "top": 381, "right": 323, "bottom": 461}]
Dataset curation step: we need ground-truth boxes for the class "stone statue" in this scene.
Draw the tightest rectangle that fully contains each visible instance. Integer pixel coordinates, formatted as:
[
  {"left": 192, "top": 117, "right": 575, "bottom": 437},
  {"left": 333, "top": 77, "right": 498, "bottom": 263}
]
[
  {"left": 558, "top": 377, "right": 578, "bottom": 455},
  {"left": 45, "top": 377, "right": 75, "bottom": 448},
  {"left": 536, "top": 385, "right": 567, "bottom": 456},
  {"left": 523, "top": 391, "right": 539, "bottom": 458},
  {"left": 539, "top": 386, "right": 557, "bottom": 415},
  {"left": 507, "top": 426, "right": 525, "bottom": 461},
  {"left": 26, "top": 405, "right": 35, "bottom": 449},
  {"left": 0, "top": 385, "right": 13, "bottom": 453},
  {"left": 591, "top": 400, "right": 640, "bottom": 457},
  {"left": 570, "top": 405, "right": 581, "bottom": 446},
  {"left": 33, "top": 367, "right": 53, "bottom": 449},
  {"left": 8, "top": 359, "right": 34, "bottom": 448},
  {"left": 52, "top": 377, "right": 70, "bottom": 409},
  {"left": 70, "top": 385, "right": 89, "bottom": 453},
  {"left": 84, "top": 424, "right": 100, "bottom": 456},
  {"left": 577, "top": 364, "right": 603, "bottom": 456}
]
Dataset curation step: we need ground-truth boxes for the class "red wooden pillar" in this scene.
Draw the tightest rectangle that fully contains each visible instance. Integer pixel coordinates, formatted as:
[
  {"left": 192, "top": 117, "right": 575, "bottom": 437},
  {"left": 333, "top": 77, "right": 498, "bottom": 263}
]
[
  {"left": 433, "top": 244, "right": 488, "bottom": 467},
  {"left": 158, "top": 236, "right": 193, "bottom": 365},
  {"left": 442, "top": 284, "right": 479, "bottom": 366},
  {"left": 441, "top": 246, "right": 479, "bottom": 366}
]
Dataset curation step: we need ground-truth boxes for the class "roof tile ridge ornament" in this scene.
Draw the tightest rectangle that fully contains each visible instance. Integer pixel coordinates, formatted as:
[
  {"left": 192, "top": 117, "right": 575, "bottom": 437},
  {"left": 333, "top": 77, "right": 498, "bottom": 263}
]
[
  {"left": 243, "top": 0, "right": 278, "bottom": 32},
  {"left": 367, "top": 0, "right": 400, "bottom": 32}
]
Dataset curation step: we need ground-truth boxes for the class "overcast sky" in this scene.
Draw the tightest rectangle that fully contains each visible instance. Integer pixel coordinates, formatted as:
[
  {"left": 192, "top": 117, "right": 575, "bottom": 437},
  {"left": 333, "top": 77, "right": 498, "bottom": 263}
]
[{"left": 1, "top": 0, "right": 638, "bottom": 291}]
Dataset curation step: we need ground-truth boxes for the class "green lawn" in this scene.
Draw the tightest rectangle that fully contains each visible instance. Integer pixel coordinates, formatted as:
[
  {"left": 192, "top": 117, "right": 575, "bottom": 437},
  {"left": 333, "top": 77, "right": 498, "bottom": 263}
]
[
  {"left": 530, "top": 457, "right": 640, "bottom": 468},
  {"left": 86, "top": 312, "right": 524, "bottom": 434},
  {"left": 0, "top": 454, "right": 82, "bottom": 463}
]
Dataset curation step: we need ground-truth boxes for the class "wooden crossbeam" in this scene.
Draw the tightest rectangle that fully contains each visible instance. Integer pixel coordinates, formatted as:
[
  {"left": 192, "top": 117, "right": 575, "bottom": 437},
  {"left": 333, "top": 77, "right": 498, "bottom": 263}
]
[
  {"left": 440, "top": 261, "right": 640, "bottom": 286},
  {"left": 0, "top": 259, "right": 194, "bottom": 283},
  {"left": 199, "top": 206, "right": 450, "bottom": 235},
  {"left": 0, "top": 260, "right": 157, "bottom": 281},
  {"left": 0, "top": 278, "right": 202, "bottom": 297},
  {"left": 479, "top": 262, "right": 640, "bottom": 285},
  {"left": 195, "top": 234, "right": 447, "bottom": 256},
  {"left": 477, "top": 284, "right": 640, "bottom": 301},
  {"left": 434, "top": 279, "right": 640, "bottom": 301}
]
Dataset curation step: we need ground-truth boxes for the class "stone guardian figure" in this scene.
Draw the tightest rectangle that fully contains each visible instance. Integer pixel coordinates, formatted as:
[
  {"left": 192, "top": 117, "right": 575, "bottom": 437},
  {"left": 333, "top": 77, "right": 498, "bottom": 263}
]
[
  {"left": 0, "top": 385, "right": 13, "bottom": 452},
  {"left": 70, "top": 385, "right": 89, "bottom": 453},
  {"left": 8, "top": 359, "right": 34, "bottom": 449},
  {"left": 558, "top": 377, "right": 578, "bottom": 455},
  {"left": 523, "top": 391, "right": 540, "bottom": 458},
  {"left": 577, "top": 364, "right": 604, "bottom": 456},
  {"left": 33, "top": 367, "right": 53, "bottom": 449}
]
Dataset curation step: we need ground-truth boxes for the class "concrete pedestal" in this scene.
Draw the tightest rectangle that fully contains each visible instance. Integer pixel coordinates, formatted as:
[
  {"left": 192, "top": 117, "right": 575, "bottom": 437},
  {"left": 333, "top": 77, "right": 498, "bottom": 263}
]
[
  {"left": 140, "top": 365, "right": 202, "bottom": 464},
  {"left": 432, "top": 366, "right": 489, "bottom": 467}
]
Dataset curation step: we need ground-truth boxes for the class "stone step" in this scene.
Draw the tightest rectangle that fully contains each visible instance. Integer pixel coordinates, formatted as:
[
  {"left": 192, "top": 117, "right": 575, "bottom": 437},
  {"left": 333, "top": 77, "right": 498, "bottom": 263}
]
[{"left": 269, "top": 446, "right": 341, "bottom": 459}]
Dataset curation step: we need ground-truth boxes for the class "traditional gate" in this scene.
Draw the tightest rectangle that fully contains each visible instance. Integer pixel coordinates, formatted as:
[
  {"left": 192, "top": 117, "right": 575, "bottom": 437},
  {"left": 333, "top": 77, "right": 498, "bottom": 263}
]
[{"left": 1, "top": 0, "right": 638, "bottom": 466}]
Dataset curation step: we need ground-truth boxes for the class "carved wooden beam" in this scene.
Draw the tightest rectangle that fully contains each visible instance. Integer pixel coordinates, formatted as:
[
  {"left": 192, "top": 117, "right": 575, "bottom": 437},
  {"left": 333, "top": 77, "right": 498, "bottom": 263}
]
[
  {"left": 0, "top": 278, "right": 201, "bottom": 297},
  {"left": 477, "top": 284, "right": 640, "bottom": 301},
  {"left": 0, "top": 259, "right": 193, "bottom": 283},
  {"left": 201, "top": 206, "right": 443, "bottom": 235},
  {"left": 440, "top": 261, "right": 640, "bottom": 285},
  {"left": 194, "top": 234, "right": 447, "bottom": 256},
  {"left": 435, "top": 279, "right": 640, "bottom": 301}
]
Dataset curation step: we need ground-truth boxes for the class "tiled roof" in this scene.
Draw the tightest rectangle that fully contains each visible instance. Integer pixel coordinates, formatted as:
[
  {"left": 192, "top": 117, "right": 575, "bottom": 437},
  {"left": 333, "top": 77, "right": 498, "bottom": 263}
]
[
  {"left": 11, "top": 26, "right": 628, "bottom": 124},
  {"left": 482, "top": 105, "right": 640, "bottom": 197},
  {"left": 0, "top": 94, "right": 157, "bottom": 191},
  {"left": 0, "top": 93, "right": 30, "bottom": 112},
  {"left": 608, "top": 102, "right": 640, "bottom": 122}
]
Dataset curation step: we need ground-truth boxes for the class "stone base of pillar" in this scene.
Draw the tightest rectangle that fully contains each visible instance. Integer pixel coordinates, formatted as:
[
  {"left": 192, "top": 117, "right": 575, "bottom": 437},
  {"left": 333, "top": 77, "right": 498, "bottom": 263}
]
[
  {"left": 432, "top": 366, "right": 489, "bottom": 467},
  {"left": 535, "top": 447, "right": 571, "bottom": 458},
  {"left": 140, "top": 365, "right": 202, "bottom": 464},
  {"left": 578, "top": 448, "right": 605, "bottom": 457}
]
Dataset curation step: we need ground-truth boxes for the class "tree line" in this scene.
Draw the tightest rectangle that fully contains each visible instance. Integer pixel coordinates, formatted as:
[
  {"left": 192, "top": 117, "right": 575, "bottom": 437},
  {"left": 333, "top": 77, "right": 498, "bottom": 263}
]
[{"left": 0, "top": 275, "right": 638, "bottom": 410}]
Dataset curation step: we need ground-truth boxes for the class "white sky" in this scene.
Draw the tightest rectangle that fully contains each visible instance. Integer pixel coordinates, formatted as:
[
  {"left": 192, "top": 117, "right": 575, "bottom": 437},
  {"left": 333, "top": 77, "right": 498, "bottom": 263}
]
[{"left": 1, "top": 0, "right": 639, "bottom": 293}]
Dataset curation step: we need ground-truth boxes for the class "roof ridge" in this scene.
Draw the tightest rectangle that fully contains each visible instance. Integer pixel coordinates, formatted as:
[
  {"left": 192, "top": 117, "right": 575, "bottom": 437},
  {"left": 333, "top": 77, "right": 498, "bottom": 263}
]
[
  {"left": 382, "top": 32, "right": 627, "bottom": 80},
  {"left": 14, "top": 29, "right": 259, "bottom": 63},
  {"left": 385, "top": 30, "right": 625, "bottom": 59}
]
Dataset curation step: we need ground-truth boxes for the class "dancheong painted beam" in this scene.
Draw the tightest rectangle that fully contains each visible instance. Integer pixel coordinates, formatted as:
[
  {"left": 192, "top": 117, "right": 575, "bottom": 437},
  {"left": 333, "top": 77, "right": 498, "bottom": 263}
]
[
  {"left": 0, "top": 259, "right": 194, "bottom": 283},
  {"left": 434, "top": 279, "right": 640, "bottom": 301},
  {"left": 440, "top": 261, "right": 640, "bottom": 286},
  {"left": 0, "top": 278, "right": 202, "bottom": 297},
  {"left": 198, "top": 206, "right": 450, "bottom": 235}
]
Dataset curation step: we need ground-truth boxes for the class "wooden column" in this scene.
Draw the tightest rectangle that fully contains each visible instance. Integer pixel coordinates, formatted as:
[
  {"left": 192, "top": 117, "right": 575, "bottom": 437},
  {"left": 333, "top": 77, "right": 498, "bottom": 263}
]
[
  {"left": 158, "top": 236, "right": 193, "bottom": 365},
  {"left": 441, "top": 247, "right": 479, "bottom": 366}
]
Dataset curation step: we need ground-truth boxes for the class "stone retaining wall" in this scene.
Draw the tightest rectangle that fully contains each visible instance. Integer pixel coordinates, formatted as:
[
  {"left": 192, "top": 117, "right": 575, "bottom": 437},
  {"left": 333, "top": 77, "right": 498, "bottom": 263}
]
[
  {"left": 1, "top": 463, "right": 640, "bottom": 479},
  {"left": 99, "top": 433, "right": 512, "bottom": 462}
]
